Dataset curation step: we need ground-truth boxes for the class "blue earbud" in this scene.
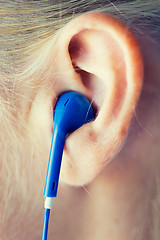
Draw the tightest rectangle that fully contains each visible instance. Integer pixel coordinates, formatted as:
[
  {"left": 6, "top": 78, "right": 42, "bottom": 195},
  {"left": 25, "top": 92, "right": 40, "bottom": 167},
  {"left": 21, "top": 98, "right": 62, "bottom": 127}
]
[{"left": 43, "top": 91, "right": 94, "bottom": 198}]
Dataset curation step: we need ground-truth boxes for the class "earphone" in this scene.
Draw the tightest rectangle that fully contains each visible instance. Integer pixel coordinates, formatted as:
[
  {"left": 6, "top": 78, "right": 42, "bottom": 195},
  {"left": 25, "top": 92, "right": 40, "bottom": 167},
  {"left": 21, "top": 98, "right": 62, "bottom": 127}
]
[{"left": 42, "top": 91, "right": 94, "bottom": 240}]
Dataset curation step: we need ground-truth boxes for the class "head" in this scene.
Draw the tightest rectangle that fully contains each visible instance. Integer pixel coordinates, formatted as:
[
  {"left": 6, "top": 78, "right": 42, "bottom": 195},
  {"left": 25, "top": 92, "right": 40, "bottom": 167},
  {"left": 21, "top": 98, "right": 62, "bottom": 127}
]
[{"left": 0, "top": 1, "right": 160, "bottom": 240}]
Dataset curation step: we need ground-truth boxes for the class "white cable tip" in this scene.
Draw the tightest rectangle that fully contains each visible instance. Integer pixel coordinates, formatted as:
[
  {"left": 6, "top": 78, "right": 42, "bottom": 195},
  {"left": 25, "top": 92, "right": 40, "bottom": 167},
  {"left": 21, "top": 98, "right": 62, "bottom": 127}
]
[{"left": 44, "top": 197, "right": 53, "bottom": 209}]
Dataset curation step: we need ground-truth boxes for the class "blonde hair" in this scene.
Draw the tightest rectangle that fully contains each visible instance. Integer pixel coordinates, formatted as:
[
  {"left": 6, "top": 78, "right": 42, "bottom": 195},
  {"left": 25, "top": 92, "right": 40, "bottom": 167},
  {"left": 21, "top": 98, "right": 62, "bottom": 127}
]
[
  {"left": 0, "top": 0, "right": 159, "bottom": 133},
  {"left": 0, "top": 1, "right": 160, "bottom": 238},
  {"left": 1, "top": 0, "right": 160, "bottom": 76}
]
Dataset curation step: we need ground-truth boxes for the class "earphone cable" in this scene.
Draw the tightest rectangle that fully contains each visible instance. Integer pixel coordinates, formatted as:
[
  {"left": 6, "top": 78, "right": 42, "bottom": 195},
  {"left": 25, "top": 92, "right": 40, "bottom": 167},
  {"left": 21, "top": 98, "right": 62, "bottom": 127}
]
[{"left": 42, "top": 208, "right": 50, "bottom": 240}]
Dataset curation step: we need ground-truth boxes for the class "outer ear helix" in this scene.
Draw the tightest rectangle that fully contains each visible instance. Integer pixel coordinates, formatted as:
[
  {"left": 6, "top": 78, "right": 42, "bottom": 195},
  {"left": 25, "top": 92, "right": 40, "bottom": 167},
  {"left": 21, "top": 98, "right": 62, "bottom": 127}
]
[{"left": 65, "top": 13, "right": 143, "bottom": 130}]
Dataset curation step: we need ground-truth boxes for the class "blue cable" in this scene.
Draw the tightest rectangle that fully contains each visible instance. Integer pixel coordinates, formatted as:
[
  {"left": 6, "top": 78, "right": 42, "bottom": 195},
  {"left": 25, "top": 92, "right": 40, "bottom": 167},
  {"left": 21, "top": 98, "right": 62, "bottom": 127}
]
[{"left": 42, "top": 208, "right": 50, "bottom": 240}]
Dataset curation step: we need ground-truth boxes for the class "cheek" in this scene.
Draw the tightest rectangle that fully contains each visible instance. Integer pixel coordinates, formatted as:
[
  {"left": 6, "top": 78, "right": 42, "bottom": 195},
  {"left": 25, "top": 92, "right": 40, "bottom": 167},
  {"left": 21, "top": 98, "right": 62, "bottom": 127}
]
[{"left": 28, "top": 89, "right": 52, "bottom": 139}]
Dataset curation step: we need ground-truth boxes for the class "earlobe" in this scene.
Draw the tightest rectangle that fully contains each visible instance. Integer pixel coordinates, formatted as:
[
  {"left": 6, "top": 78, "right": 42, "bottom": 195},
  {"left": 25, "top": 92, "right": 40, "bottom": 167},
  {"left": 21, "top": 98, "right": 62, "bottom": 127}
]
[{"left": 48, "top": 12, "right": 144, "bottom": 185}]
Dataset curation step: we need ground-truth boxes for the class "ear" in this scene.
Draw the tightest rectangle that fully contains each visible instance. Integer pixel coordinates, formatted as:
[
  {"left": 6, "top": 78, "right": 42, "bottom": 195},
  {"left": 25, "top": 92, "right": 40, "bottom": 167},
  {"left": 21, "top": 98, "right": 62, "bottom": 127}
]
[{"left": 39, "top": 12, "right": 143, "bottom": 186}]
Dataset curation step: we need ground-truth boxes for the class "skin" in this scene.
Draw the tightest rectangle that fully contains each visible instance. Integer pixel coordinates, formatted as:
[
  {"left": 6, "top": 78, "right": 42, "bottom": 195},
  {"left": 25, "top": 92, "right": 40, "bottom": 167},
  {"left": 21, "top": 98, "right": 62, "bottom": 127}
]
[{"left": 1, "top": 12, "right": 160, "bottom": 240}]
